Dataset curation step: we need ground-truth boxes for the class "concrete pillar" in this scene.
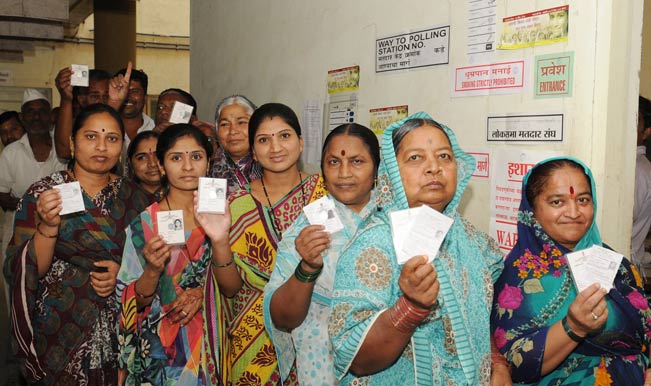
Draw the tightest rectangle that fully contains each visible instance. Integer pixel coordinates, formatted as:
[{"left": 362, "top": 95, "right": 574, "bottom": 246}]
[{"left": 93, "top": 0, "right": 136, "bottom": 74}]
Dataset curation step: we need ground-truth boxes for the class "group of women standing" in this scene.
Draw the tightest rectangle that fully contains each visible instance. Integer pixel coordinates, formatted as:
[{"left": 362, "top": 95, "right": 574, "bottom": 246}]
[{"left": 3, "top": 93, "right": 651, "bottom": 386}]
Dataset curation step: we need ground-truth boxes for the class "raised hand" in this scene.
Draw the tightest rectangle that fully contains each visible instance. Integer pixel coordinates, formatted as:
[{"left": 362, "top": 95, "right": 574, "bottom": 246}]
[
  {"left": 55, "top": 67, "right": 73, "bottom": 102},
  {"left": 565, "top": 283, "right": 608, "bottom": 338},
  {"left": 37, "top": 189, "right": 62, "bottom": 228},
  {"left": 143, "top": 234, "right": 172, "bottom": 274},
  {"left": 398, "top": 255, "right": 439, "bottom": 309},
  {"left": 108, "top": 61, "right": 132, "bottom": 108},
  {"left": 193, "top": 191, "right": 231, "bottom": 244},
  {"left": 294, "top": 225, "right": 330, "bottom": 269}
]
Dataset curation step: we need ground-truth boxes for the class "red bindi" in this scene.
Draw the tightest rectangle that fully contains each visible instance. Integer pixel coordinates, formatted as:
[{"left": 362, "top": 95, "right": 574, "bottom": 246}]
[
  {"left": 341, "top": 150, "right": 346, "bottom": 156},
  {"left": 569, "top": 186, "right": 574, "bottom": 197}
]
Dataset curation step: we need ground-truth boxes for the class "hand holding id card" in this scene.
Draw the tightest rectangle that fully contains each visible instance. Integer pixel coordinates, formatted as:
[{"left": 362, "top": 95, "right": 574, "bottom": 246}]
[
  {"left": 156, "top": 210, "right": 185, "bottom": 244},
  {"left": 303, "top": 196, "right": 344, "bottom": 233}
]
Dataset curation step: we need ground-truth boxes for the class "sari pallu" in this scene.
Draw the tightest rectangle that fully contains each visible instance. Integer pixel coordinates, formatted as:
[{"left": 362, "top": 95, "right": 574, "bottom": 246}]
[
  {"left": 209, "top": 148, "right": 262, "bottom": 195},
  {"left": 116, "top": 202, "right": 216, "bottom": 386},
  {"left": 3, "top": 171, "right": 152, "bottom": 386},
  {"left": 215, "top": 174, "right": 326, "bottom": 385},
  {"left": 491, "top": 156, "right": 651, "bottom": 385}
]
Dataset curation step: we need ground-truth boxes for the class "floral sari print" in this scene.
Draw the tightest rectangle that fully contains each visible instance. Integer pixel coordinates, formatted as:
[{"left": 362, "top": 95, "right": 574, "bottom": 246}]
[
  {"left": 209, "top": 147, "right": 262, "bottom": 196},
  {"left": 4, "top": 171, "right": 152, "bottom": 386},
  {"left": 492, "top": 156, "right": 651, "bottom": 385},
  {"left": 205, "top": 174, "right": 326, "bottom": 386},
  {"left": 116, "top": 202, "right": 217, "bottom": 386},
  {"left": 328, "top": 112, "right": 504, "bottom": 386}
]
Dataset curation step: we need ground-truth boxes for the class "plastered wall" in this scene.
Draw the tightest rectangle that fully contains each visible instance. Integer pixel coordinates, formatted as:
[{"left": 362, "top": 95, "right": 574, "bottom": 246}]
[{"left": 191, "top": 0, "right": 641, "bottom": 253}]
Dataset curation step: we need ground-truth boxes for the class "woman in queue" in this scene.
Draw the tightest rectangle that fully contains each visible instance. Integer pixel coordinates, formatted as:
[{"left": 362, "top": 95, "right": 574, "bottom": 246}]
[
  {"left": 328, "top": 112, "right": 510, "bottom": 385},
  {"left": 126, "top": 130, "right": 161, "bottom": 197},
  {"left": 116, "top": 124, "right": 221, "bottom": 385},
  {"left": 264, "top": 123, "right": 381, "bottom": 385},
  {"left": 4, "top": 103, "right": 153, "bottom": 385},
  {"left": 204, "top": 103, "right": 327, "bottom": 384},
  {"left": 492, "top": 157, "right": 651, "bottom": 385},
  {"left": 210, "top": 95, "right": 261, "bottom": 193}
]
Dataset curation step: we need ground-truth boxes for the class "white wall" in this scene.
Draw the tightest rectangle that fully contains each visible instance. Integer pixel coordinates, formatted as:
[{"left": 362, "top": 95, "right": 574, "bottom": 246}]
[{"left": 191, "top": 0, "right": 643, "bottom": 254}]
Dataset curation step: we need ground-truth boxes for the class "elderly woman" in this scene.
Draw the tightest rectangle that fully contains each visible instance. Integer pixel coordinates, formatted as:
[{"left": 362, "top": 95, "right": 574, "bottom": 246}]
[
  {"left": 3, "top": 104, "right": 153, "bottom": 385},
  {"left": 492, "top": 157, "right": 651, "bottom": 385},
  {"left": 209, "top": 95, "right": 261, "bottom": 193},
  {"left": 263, "top": 123, "right": 381, "bottom": 385},
  {"left": 328, "top": 112, "right": 509, "bottom": 385}
]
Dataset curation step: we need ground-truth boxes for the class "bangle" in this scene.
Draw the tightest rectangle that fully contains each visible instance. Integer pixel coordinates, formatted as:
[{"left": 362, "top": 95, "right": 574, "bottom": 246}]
[
  {"left": 36, "top": 223, "right": 58, "bottom": 238},
  {"left": 491, "top": 352, "right": 510, "bottom": 370},
  {"left": 211, "top": 258, "right": 234, "bottom": 268},
  {"left": 294, "top": 260, "right": 323, "bottom": 283},
  {"left": 561, "top": 316, "right": 585, "bottom": 342},
  {"left": 388, "top": 296, "right": 431, "bottom": 333},
  {"left": 134, "top": 281, "right": 157, "bottom": 299}
]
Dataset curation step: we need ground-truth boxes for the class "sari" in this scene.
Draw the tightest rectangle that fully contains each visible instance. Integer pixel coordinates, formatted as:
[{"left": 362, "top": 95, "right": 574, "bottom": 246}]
[
  {"left": 209, "top": 148, "right": 261, "bottom": 195},
  {"left": 205, "top": 173, "right": 326, "bottom": 386},
  {"left": 3, "top": 171, "right": 152, "bottom": 386},
  {"left": 116, "top": 202, "right": 216, "bottom": 386},
  {"left": 328, "top": 112, "right": 504, "bottom": 386},
  {"left": 262, "top": 192, "right": 379, "bottom": 386},
  {"left": 491, "top": 157, "right": 651, "bottom": 385}
]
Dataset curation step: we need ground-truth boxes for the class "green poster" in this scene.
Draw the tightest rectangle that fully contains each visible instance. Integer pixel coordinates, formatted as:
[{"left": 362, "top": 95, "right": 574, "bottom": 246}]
[{"left": 534, "top": 51, "right": 573, "bottom": 99}]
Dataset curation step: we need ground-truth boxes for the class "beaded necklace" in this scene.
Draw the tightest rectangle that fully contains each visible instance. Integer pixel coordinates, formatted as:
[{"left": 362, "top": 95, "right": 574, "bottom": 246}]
[{"left": 261, "top": 170, "right": 305, "bottom": 239}]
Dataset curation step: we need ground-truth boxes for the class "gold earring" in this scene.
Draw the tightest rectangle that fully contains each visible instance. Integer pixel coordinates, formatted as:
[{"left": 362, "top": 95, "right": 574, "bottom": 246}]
[{"left": 70, "top": 148, "right": 75, "bottom": 159}]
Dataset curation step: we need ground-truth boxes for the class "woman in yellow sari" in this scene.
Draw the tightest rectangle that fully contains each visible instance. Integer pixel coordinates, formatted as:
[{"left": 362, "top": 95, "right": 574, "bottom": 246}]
[{"left": 204, "top": 103, "right": 326, "bottom": 384}]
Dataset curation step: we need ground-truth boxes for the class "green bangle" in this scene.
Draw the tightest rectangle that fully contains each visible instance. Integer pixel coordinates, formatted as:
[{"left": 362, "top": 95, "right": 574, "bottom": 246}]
[
  {"left": 561, "top": 316, "right": 585, "bottom": 342},
  {"left": 294, "top": 260, "right": 323, "bottom": 283}
]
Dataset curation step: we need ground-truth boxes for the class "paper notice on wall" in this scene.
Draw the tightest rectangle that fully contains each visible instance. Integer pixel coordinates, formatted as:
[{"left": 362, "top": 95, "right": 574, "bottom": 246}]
[
  {"left": 487, "top": 114, "right": 564, "bottom": 142},
  {"left": 376, "top": 25, "right": 449, "bottom": 73},
  {"left": 534, "top": 52, "right": 574, "bottom": 99},
  {"left": 301, "top": 99, "right": 323, "bottom": 165},
  {"left": 452, "top": 60, "right": 527, "bottom": 97},
  {"left": 467, "top": 0, "right": 497, "bottom": 63},
  {"left": 489, "top": 149, "right": 562, "bottom": 254},
  {"left": 369, "top": 105, "right": 408, "bottom": 136},
  {"left": 466, "top": 149, "right": 490, "bottom": 179},
  {"left": 326, "top": 94, "right": 357, "bottom": 132},
  {"left": 498, "top": 5, "right": 569, "bottom": 50},
  {"left": 0, "top": 70, "right": 13, "bottom": 86},
  {"left": 327, "top": 66, "right": 360, "bottom": 94}
]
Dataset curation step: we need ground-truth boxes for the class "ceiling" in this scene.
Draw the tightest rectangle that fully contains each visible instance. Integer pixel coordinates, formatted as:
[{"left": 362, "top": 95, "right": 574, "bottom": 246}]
[{"left": 0, "top": 0, "right": 94, "bottom": 62}]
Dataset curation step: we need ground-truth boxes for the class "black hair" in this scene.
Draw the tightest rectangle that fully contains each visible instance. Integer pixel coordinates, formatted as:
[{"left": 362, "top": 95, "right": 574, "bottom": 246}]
[
  {"left": 248, "top": 103, "right": 301, "bottom": 149},
  {"left": 156, "top": 124, "right": 212, "bottom": 190},
  {"left": 0, "top": 111, "right": 20, "bottom": 126},
  {"left": 126, "top": 131, "right": 160, "bottom": 181},
  {"left": 159, "top": 88, "right": 198, "bottom": 116},
  {"left": 639, "top": 95, "right": 651, "bottom": 129},
  {"left": 115, "top": 67, "right": 148, "bottom": 94},
  {"left": 392, "top": 118, "right": 449, "bottom": 154},
  {"left": 321, "top": 123, "right": 380, "bottom": 178},
  {"left": 69, "top": 104, "right": 125, "bottom": 170},
  {"left": 525, "top": 159, "right": 591, "bottom": 208}
]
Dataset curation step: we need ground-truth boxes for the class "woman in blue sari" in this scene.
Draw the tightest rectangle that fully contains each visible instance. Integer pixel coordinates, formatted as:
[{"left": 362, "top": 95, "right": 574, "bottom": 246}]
[
  {"left": 328, "top": 112, "right": 509, "bottom": 385},
  {"left": 491, "top": 157, "right": 651, "bottom": 385},
  {"left": 264, "top": 123, "right": 381, "bottom": 385}
]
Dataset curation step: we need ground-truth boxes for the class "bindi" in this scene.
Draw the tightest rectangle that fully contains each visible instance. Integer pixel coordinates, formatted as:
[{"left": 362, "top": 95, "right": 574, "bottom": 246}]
[
  {"left": 569, "top": 186, "right": 574, "bottom": 198},
  {"left": 341, "top": 150, "right": 346, "bottom": 156},
  {"left": 101, "top": 128, "right": 105, "bottom": 132}
]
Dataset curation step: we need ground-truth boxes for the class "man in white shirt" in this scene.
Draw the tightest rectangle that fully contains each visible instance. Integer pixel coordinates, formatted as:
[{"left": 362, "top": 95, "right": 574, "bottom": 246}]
[
  {"left": 0, "top": 89, "right": 66, "bottom": 309},
  {"left": 632, "top": 96, "right": 651, "bottom": 269}
]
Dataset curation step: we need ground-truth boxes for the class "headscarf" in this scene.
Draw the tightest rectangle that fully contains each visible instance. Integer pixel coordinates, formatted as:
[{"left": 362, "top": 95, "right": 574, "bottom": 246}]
[{"left": 376, "top": 111, "right": 502, "bottom": 385}]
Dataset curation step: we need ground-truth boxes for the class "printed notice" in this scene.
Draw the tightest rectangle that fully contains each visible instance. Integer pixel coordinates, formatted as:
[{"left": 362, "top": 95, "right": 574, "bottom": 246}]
[
  {"left": 487, "top": 114, "right": 563, "bottom": 142},
  {"left": 327, "top": 66, "right": 360, "bottom": 94},
  {"left": 327, "top": 95, "right": 357, "bottom": 132},
  {"left": 376, "top": 26, "right": 450, "bottom": 73},
  {"left": 467, "top": 0, "right": 497, "bottom": 58},
  {"left": 534, "top": 52, "right": 574, "bottom": 99},
  {"left": 453, "top": 60, "right": 526, "bottom": 97},
  {"left": 498, "top": 5, "right": 569, "bottom": 50},
  {"left": 466, "top": 150, "right": 490, "bottom": 179},
  {"left": 301, "top": 99, "right": 323, "bottom": 165},
  {"left": 369, "top": 105, "right": 408, "bottom": 136},
  {"left": 489, "top": 149, "right": 562, "bottom": 253}
]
